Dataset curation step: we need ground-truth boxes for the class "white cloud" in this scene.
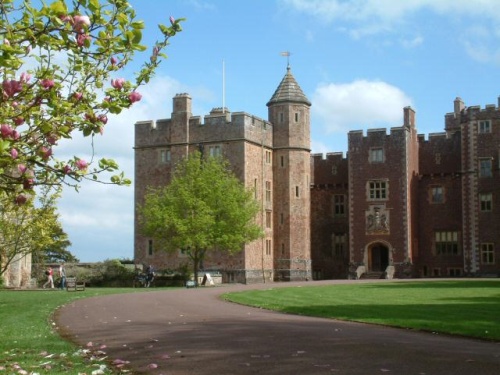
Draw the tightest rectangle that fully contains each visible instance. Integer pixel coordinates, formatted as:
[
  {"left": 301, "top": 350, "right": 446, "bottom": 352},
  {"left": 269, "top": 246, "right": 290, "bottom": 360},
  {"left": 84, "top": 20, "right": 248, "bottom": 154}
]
[
  {"left": 312, "top": 80, "right": 413, "bottom": 134},
  {"left": 401, "top": 35, "right": 424, "bottom": 49},
  {"left": 282, "top": 0, "right": 500, "bottom": 24},
  {"left": 282, "top": 0, "right": 500, "bottom": 60}
]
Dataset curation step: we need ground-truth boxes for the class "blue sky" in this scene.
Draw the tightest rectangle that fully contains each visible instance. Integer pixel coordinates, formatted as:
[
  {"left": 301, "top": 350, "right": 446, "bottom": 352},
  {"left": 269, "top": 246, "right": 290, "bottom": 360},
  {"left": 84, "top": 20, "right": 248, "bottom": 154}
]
[{"left": 56, "top": 0, "right": 500, "bottom": 262}]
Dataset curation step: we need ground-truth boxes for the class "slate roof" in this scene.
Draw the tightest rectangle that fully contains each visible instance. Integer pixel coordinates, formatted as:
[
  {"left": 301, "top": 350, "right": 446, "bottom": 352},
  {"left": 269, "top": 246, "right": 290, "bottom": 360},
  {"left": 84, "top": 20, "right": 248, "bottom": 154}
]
[{"left": 267, "top": 66, "right": 311, "bottom": 107}]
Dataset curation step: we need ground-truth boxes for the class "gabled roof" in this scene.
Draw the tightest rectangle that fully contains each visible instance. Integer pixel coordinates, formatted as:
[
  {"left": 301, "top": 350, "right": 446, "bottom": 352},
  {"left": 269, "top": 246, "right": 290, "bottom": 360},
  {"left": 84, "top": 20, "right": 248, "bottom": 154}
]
[{"left": 267, "top": 66, "right": 311, "bottom": 107}]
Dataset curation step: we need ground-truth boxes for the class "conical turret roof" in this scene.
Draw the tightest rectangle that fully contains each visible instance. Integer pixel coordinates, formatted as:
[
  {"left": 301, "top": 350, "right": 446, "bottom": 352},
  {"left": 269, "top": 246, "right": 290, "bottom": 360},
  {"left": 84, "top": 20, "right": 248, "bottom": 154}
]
[{"left": 267, "top": 66, "right": 311, "bottom": 107}]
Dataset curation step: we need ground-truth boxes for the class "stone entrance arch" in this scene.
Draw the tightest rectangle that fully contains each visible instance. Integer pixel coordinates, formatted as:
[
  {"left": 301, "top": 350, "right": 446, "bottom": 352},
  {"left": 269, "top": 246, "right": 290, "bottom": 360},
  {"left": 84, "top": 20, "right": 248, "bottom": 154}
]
[{"left": 367, "top": 242, "right": 390, "bottom": 272}]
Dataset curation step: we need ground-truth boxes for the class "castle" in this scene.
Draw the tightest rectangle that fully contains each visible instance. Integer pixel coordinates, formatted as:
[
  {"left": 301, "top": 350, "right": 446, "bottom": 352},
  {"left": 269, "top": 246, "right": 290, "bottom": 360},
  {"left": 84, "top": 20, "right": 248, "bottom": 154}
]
[{"left": 134, "top": 66, "right": 500, "bottom": 283}]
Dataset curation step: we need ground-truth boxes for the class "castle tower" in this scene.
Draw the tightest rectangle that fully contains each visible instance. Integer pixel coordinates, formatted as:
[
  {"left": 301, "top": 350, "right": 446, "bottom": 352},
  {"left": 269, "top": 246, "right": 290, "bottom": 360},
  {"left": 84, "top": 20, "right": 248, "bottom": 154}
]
[{"left": 267, "top": 66, "right": 312, "bottom": 281}]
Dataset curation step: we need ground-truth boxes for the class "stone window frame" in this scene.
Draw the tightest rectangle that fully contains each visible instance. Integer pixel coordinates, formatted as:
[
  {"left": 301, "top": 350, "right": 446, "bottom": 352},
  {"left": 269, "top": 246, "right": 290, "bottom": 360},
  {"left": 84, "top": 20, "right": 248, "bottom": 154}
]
[
  {"left": 479, "top": 193, "right": 492, "bottom": 212},
  {"left": 369, "top": 147, "right": 384, "bottom": 163},
  {"left": 265, "top": 239, "right": 272, "bottom": 256},
  {"left": 429, "top": 185, "right": 445, "bottom": 204},
  {"left": 159, "top": 148, "right": 171, "bottom": 164},
  {"left": 265, "top": 210, "right": 272, "bottom": 229},
  {"left": 434, "top": 231, "right": 460, "bottom": 256},
  {"left": 265, "top": 181, "right": 272, "bottom": 202},
  {"left": 367, "top": 179, "right": 389, "bottom": 201},
  {"left": 478, "top": 120, "right": 491, "bottom": 134},
  {"left": 333, "top": 194, "right": 346, "bottom": 216},
  {"left": 265, "top": 150, "right": 272, "bottom": 164},
  {"left": 208, "top": 144, "right": 222, "bottom": 158},
  {"left": 479, "top": 158, "right": 492, "bottom": 178},
  {"left": 332, "top": 233, "right": 347, "bottom": 258},
  {"left": 480, "top": 243, "right": 495, "bottom": 264}
]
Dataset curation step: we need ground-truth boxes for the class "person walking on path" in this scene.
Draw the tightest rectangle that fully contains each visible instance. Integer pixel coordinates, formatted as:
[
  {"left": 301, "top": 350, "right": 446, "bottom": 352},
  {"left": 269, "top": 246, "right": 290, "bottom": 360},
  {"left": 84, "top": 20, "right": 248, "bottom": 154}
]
[
  {"left": 42, "top": 267, "right": 54, "bottom": 289},
  {"left": 58, "top": 262, "right": 66, "bottom": 290}
]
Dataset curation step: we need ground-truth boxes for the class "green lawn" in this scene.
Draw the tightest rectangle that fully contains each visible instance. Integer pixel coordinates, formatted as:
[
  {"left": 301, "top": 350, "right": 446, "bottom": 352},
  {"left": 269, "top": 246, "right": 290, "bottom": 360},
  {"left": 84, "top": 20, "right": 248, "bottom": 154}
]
[
  {"left": 222, "top": 280, "right": 500, "bottom": 341},
  {"left": 0, "top": 288, "right": 152, "bottom": 374}
]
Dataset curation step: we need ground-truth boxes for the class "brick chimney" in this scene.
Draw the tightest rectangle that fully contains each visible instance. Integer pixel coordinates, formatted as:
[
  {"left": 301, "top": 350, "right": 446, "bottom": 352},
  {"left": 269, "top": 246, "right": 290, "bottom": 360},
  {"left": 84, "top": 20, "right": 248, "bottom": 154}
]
[
  {"left": 454, "top": 97, "right": 465, "bottom": 114},
  {"left": 404, "top": 106, "right": 416, "bottom": 128}
]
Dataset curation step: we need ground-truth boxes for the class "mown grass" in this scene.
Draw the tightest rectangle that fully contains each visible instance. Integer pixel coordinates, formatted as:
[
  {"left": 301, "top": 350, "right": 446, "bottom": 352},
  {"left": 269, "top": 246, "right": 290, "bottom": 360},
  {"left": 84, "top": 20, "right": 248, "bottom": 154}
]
[
  {"left": 0, "top": 288, "right": 154, "bottom": 374},
  {"left": 222, "top": 280, "right": 500, "bottom": 341}
]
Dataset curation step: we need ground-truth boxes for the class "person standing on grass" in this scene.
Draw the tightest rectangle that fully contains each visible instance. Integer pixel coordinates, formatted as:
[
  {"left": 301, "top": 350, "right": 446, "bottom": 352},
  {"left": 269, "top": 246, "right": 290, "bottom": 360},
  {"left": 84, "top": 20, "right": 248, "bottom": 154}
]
[
  {"left": 59, "top": 262, "right": 66, "bottom": 290},
  {"left": 43, "top": 267, "right": 54, "bottom": 289}
]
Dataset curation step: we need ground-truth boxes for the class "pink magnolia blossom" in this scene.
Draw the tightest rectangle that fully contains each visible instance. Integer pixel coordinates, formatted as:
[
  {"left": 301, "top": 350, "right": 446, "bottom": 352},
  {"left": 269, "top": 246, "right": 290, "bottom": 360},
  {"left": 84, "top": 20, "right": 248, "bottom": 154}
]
[
  {"left": 111, "top": 78, "right": 125, "bottom": 90},
  {"left": 75, "top": 159, "right": 88, "bottom": 171},
  {"left": 73, "top": 15, "right": 91, "bottom": 30},
  {"left": 76, "top": 32, "right": 91, "bottom": 47},
  {"left": 63, "top": 165, "right": 72, "bottom": 174},
  {"left": 23, "top": 178, "right": 34, "bottom": 190},
  {"left": 98, "top": 114, "right": 108, "bottom": 124},
  {"left": 15, "top": 194, "right": 27, "bottom": 205},
  {"left": 14, "top": 117, "right": 24, "bottom": 125},
  {"left": 47, "top": 135, "right": 58, "bottom": 145},
  {"left": 129, "top": 91, "right": 142, "bottom": 103},
  {"left": 73, "top": 92, "right": 83, "bottom": 101},
  {"left": 40, "top": 146, "right": 52, "bottom": 160},
  {"left": 18, "top": 164, "right": 27, "bottom": 174},
  {"left": 4, "top": 38, "right": 10, "bottom": 46},
  {"left": 170, "top": 16, "right": 175, "bottom": 25},
  {"left": 1, "top": 124, "right": 13, "bottom": 138},
  {"left": 111, "top": 56, "right": 118, "bottom": 65},
  {"left": 10, "top": 148, "right": 18, "bottom": 159},
  {"left": 60, "top": 15, "right": 73, "bottom": 23},
  {"left": 19, "top": 73, "right": 30, "bottom": 84},
  {"left": 152, "top": 46, "right": 160, "bottom": 57},
  {"left": 20, "top": 72, "right": 31, "bottom": 83},
  {"left": 11, "top": 130, "right": 20, "bottom": 140},
  {"left": 40, "top": 79, "right": 55, "bottom": 90},
  {"left": 2, "top": 79, "right": 22, "bottom": 98}
]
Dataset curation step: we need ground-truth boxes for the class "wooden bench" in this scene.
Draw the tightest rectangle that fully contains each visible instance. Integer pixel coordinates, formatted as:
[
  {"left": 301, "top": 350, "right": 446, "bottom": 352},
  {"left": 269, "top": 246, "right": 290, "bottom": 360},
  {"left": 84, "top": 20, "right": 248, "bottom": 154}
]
[{"left": 66, "top": 277, "right": 86, "bottom": 291}]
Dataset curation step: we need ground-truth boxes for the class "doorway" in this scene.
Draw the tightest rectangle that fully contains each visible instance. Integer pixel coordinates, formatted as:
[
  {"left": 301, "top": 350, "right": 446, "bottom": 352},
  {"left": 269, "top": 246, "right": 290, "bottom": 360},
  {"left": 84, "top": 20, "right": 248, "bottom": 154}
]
[{"left": 369, "top": 244, "right": 389, "bottom": 272}]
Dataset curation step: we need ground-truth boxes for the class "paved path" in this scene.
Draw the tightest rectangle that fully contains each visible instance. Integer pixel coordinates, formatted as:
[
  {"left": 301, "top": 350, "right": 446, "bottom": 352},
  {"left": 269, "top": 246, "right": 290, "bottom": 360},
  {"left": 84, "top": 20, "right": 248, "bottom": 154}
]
[{"left": 55, "top": 280, "right": 500, "bottom": 374}]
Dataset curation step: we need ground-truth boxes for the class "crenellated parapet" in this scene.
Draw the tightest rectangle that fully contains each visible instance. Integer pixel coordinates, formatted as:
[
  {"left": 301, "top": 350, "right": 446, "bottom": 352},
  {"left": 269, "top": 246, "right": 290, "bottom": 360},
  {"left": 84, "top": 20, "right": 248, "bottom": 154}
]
[
  {"left": 135, "top": 95, "right": 273, "bottom": 150},
  {"left": 445, "top": 96, "right": 500, "bottom": 133},
  {"left": 310, "top": 152, "right": 348, "bottom": 186},
  {"left": 417, "top": 131, "right": 462, "bottom": 175}
]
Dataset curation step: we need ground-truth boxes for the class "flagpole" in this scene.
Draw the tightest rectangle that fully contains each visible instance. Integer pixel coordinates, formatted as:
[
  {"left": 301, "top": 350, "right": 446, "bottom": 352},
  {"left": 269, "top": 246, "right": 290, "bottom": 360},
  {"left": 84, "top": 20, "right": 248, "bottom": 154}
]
[{"left": 222, "top": 59, "right": 225, "bottom": 114}]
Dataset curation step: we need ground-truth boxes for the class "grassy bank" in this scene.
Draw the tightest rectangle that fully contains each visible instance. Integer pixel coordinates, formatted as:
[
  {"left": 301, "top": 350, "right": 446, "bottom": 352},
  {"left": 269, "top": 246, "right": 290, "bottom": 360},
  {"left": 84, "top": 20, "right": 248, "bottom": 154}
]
[
  {"left": 0, "top": 288, "right": 144, "bottom": 374},
  {"left": 222, "top": 280, "right": 500, "bottom": 341}
]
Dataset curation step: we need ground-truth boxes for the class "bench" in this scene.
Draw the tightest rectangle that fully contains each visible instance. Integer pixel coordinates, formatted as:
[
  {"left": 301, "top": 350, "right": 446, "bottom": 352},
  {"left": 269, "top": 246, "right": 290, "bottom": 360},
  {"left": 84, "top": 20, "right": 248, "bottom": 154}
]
[
  {"left": 185, "top": 280, "right": 196, "bottom": 288},
  {"left": 66, "top": 277, "right": 86, "bottom": 291}
]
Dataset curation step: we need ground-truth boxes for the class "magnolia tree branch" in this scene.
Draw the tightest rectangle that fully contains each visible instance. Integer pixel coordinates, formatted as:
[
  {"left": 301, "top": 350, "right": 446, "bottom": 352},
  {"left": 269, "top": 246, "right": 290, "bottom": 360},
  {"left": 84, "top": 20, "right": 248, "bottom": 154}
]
[{"left": 0, "top": 0, "right": 184, "bottom": 204}]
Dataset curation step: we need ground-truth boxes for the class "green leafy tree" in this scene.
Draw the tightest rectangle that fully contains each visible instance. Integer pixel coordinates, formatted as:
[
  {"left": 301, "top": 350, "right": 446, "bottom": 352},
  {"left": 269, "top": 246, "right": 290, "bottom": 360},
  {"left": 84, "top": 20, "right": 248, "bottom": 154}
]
[
  {"left": 0, "top": 0, "right": 183, "bottom": 203},
  {"left": 32, "top": 220, "right": 76, "bottom": 264},
  {"left": 140, "top": 153, "right": 263, "bottom": 284},
  {"left": 0, "top": 186, "right": 65, "bottom": 277}
]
